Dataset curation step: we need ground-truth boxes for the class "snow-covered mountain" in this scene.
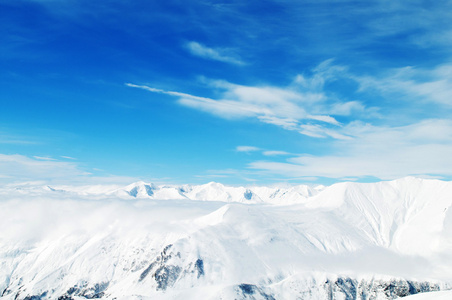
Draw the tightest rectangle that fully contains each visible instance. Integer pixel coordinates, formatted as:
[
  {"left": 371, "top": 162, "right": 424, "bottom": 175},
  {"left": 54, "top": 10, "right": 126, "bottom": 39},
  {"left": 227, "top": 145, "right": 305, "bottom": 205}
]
[
  {"left": 0, "top": 180, "right": 324, "bottom": 204},
  {"left": 1, "top": 177, "right": 452, "bottom": 299}
]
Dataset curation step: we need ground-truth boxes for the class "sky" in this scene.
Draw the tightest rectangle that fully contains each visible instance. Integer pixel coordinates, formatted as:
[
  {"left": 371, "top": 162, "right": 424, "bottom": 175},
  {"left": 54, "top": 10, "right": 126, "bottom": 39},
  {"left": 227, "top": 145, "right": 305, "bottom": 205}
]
[{"left": 1, "top": 0, "right": 452, "bottom": 186}]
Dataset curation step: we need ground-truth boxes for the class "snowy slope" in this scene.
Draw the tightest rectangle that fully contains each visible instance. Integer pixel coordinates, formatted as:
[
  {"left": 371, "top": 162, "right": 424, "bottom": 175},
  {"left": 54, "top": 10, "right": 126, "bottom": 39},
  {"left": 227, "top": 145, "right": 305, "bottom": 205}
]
[
  {"left": 1, "top": 177, "right": 452, "bottom": 299},
  {"left": 402, "top": 290, "right": 452, "bottom": 299}
]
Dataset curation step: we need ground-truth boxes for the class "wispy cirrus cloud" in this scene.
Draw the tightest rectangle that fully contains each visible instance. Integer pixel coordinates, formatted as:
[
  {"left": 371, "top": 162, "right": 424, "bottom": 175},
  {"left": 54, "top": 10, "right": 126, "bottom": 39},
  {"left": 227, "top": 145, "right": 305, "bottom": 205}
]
[
  {"left": 126, "top": 60, "right": 366, "bottom": 139},
  {"left": 0, "top": 154, "right": 90, "bottom": 183},
  {"left": 0, "top": 154, "right": 137, "bottom": 185},
  {"left": 185, "top": 41, "right": 245, "bottom": 65},
  {"left": 236, "top": 146, "right": 291, "bottom": 157},
  {"left": 61, "top": 156, "right": 77, "bottom": 160},
  {"left": 128, "top": 79, "right": 345, "bottom": 137},
  {"left": 299, "top": 124, "right": 352, "bottom": 140},
  {"left": 236, "top": 146, "right": 260, "bottom": 152},
  {"left": 127, "top": 54, "right": 452, "bottom": 149},
  {"left": 0, "top": 132, "right": 38, "bottom": 145},
  {"left": 33, "top": 156, "right": 57, "bottom": 161},
  {"left": 262, "top": 150, "right": 290, "bottom": 156},
  {"left": 356, "top": 64, "right": 452, "bottom": 107}
]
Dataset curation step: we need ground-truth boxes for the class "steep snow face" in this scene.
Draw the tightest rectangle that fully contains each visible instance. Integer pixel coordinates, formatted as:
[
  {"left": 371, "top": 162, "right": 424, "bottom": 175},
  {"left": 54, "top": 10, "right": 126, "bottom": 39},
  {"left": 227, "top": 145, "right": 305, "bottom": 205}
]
[
  {"left": 123, "top": 181, "right": 157, "bottom": 198},
  {"left": 1, "top": 177, "right": 452, "bottom": 299},
  {"left": 305, "top": 177, "right": 452, "bottom": 256}
]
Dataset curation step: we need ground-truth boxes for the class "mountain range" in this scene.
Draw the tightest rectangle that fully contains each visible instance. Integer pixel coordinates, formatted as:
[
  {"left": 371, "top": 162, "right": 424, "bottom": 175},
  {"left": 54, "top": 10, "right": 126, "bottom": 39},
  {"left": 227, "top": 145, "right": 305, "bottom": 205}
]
[{"left": 1, "top": 177, "right": 452, "bottom": 299}]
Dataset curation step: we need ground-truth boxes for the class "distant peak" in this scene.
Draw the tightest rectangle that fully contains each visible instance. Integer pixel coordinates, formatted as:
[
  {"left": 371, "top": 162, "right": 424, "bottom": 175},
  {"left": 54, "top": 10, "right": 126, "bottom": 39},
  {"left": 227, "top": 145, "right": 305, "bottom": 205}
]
[
  {"left": 205, "top": 181, "right": 224, "bottom": 188},
  {"left": 126, "top": 181, "right": 156, "bottom": 188}
]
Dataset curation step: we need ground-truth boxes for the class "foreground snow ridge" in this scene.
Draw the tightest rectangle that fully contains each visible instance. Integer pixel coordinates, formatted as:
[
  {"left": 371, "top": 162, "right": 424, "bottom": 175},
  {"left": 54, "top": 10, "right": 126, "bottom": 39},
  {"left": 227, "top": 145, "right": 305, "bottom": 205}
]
[{"left": 1, "top": 177, "right": 452, "bottom": 299}]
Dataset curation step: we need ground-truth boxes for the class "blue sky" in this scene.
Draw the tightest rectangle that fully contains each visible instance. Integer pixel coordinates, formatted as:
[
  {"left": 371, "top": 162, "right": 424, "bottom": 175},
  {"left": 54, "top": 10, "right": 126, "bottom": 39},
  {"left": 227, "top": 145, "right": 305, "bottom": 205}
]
[{"left": 1, "top": 0, "right": 452, "bottom": 185}]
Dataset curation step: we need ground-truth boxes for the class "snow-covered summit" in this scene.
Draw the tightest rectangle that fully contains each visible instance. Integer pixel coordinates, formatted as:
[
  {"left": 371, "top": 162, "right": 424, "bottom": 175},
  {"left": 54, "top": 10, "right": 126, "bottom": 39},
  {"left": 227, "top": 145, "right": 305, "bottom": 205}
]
[{"left": 0, "top": 179, "right": 324, "bottom": 204}]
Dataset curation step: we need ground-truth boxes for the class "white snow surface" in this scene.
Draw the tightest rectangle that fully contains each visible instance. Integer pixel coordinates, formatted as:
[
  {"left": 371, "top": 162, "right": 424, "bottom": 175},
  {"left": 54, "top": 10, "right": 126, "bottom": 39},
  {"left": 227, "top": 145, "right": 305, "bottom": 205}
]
[
  {"left": 403, "top": 290, "right": 452, "bottom": 299},
  {"left": 1, "top": 177, "right": 452, "bottom": 299}
]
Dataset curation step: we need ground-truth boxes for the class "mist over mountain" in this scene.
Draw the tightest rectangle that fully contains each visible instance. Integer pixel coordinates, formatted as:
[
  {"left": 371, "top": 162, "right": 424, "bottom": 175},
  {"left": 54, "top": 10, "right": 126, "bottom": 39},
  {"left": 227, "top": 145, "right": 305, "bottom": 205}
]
[{"left": 1, "top": 177, "right": 452, "bottom": 299}]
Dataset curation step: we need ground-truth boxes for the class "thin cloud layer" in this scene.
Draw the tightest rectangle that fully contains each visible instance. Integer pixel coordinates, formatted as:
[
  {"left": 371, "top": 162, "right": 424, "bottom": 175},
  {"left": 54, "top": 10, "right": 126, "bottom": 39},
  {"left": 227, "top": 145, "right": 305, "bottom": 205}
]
[
  {"left": 0, "top": 154, "right": 136, "bottom": 185},
  {"left": 0, "top": 154, "right": 89, "bottom": 183},
  {"left": 236, "top": 146, "right": 260, "bottom": 152},
  {"left": 357, "top": 64, "right": 452, "bottom": 107},
  {"left": 185, "top": 41, "right": 245, "bottom": 65},
  {"left": 249, "top": 119, "right": 452, "bottom": 180},
  {"left": 262, "top": 151, "right": 290, "bottom": 156}
]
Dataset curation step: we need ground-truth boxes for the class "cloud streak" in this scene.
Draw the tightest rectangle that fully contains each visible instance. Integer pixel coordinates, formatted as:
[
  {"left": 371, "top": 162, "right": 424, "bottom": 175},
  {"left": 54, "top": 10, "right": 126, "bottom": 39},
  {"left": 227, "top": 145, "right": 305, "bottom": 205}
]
[
  {"left": 262, "top": 150, "right": 290, "bottom": 156},
  {"left": 236, "top": 146, "right": 260, "bottom": 152},
  {"left": 185, "top": 41, "right": 245, "bottom": 65}
]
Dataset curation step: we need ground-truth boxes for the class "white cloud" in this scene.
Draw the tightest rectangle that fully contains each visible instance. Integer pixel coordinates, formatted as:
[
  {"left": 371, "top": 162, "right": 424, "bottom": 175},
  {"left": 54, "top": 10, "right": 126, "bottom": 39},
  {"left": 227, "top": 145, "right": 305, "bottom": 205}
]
[
  {"left": 33, "top": 156, "right": 57, "bottom": 161},
  {"left": 0, "top": 154, "right": 136, "bottom": 185},
  {"left": 125, "top": 83, "right": 214, "bottom": 103},
  {"left": 299, "top": 124, "right": 352, "bottom": 140},
  {"left": 236, "top": 146, "right": 260, "bottom": 152},
  {"left": 356, "top": 64, "right": 452, "bottom": 107},
  {"left": 257, "top": 116, "right": 299, "bottom": 130},
  {"left": 237, "top": 147, "right": 291, "bottom": 157},
  {"left": 128, "top": 58, "right": 452, "bottom": 146},
  {"left": 126, "top": 61, "right": 350, "bottom": 139},
  {"left": 262, "top": 150, "right": 290, "bottom": 156},
  {"left": 185, "top": 41, "right": 245, "bottom": 65},
  {"left": 61, "top": 156, "right": 76, "bottom": 160},
  {"left": 178, "top": 96, "right": 260, "bottom": 119},
  {"left": 307, "top": 114, "right": 340, "bottom": 125},
  {"left": 294, "top": 59, "right": 347, "bottom": 91},
  {"left": 328, "top": 101, "right": 365, "bottom": 116},
  {"left": 249, "top": 119, "right": 452, "bottom": 180},
  {"left": 0, "top": 154, "right": 89, "bottom": 183}
]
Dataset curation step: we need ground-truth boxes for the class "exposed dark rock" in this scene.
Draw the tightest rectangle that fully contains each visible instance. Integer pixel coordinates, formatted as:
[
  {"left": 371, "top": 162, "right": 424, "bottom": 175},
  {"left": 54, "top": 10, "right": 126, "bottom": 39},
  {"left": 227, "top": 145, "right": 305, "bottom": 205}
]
[
  {"left": 239, "top": 284, "right": 256, "bottom": 295},
  {"left": 244, "top": 189, "right": 253, "bottom": 200},
  {"left": 237, "top": 283, "right": 275, "bottom": 300},
  {"left": 128, "top": 184, "right": 154, "bottom": 197},
  {"left": 323, "top": 277, "right": 444, "bottom": 300},
  {"left": 56, "top": 282, "right": 109, "bottom": 300},
  {"left": 2, "top": 287, "right": 11, "bottom": 297},
  {"left": 384, "top": 280, "right": 410, "bottom": 298},
  {"left": 139, "top": 261, "right": 157, "bottom": 282},
  {"left": 154, "top": 265, "right": 182, "bottom": 291},
  {"left": 336, "top": 277, "right": 358, "bottom": 300},
  {"left": 80, "top": 282, "right": 109, "bottom": 299},
  {"left": 162, "top": 244, "right": 172, "bottom": 257},
  {"left": 195, "top": 259, "right": 204, "bottom": 278},
  {"left": 23, "top": 291, "right": 47, "bottom": 300},
  {"left": 139, "top": 244, "right": 175, "bottom": 282},
  {"left": 138, "top": 244, "right": 206, "bottom": 291}
]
